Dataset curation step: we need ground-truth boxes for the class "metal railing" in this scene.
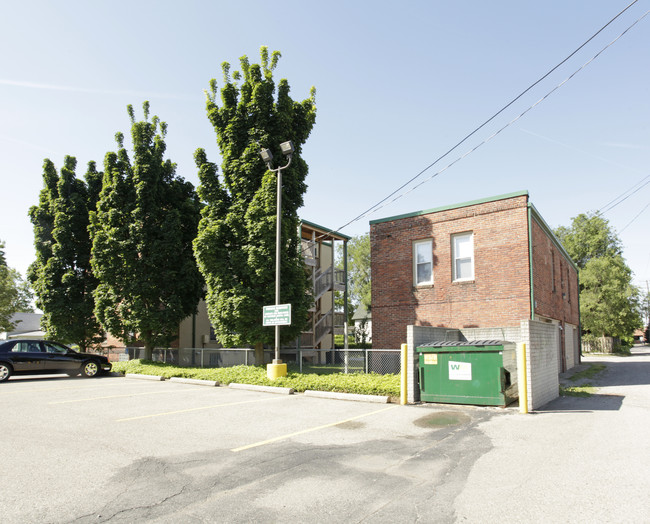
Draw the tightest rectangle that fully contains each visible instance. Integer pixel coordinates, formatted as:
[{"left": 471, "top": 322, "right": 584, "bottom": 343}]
[
  {"left": 314, "top": 310, "right": 333, "bottom": 343},
  {"left": 314, "top": 268, "right": 346, "bottom": 299}
]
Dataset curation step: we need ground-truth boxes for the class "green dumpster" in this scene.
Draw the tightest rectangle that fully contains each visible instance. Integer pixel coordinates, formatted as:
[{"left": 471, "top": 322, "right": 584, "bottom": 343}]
[{"left": 416, "top": 340, "right": 518, "bottom": 407}]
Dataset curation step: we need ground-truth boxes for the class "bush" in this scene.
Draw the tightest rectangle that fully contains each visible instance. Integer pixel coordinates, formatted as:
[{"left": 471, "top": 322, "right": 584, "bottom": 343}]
[{"left": 111, "top": 360, "right": 401, "bottom": 397}]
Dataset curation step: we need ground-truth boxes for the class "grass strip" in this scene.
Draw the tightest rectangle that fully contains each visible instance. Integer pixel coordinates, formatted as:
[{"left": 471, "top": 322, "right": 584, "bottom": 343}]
[
  {"left": 568, "top": 363, "right": 606, "bottom": 382},
  {"left": 560, "top": 384, "right": 598, "bottom": 397}
]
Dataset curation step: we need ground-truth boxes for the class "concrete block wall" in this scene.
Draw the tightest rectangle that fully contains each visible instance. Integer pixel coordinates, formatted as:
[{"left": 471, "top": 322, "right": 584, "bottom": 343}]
[
  {"left": 406, "top": 320, "right": 560, "bottom": 410},
  {"left": 521, "top": 320, "right": 559, "bottom": 410},
  {"left": 406, "top": 326, "right": 461, "bottom": 402},
  {"left": 460, "top": 326, "right": 524, "bottom": 344}
]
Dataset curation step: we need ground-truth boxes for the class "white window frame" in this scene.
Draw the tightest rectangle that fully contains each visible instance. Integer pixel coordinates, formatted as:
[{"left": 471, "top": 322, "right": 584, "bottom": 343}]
[
  {"left": 413, "top": 239, "right": 433, "bottom": 286},
  {"left": 452, "top": 232, "right": 474, "bottom": 282}
]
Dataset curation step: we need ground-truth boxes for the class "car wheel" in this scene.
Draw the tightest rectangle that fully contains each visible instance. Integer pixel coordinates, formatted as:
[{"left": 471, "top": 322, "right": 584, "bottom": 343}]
[
  {"left": 0, "top": 362, "right": 12, "bottom": 382},
  {"left": 81, "top": 360, "right": 100, "bottom": 378}
]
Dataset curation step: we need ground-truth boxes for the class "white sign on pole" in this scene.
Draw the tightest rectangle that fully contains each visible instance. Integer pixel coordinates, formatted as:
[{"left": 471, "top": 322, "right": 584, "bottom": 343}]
[{"left": 263, "top": 304, "right": 292, "bottom": 326}]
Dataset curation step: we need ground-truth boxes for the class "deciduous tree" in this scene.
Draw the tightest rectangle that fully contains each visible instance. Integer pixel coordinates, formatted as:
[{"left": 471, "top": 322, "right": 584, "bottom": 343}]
[
  {"left": 193, "top": 47, "right": 316, "bottom": 358},
  {"left": 554, "top": 212, "right": 641, "bottom": 339},
  {"left": 90, "top": 103, "right": 203, "bottom": 359},
  {"left": 346, "top": 233, "right": 371, "bottom": 310},
  {"left": 579, "top": 255, "right": 641, "bottom": 339},
  {"left": 28, "top": 158, "right": 103, "bottom": 350},
  {"left": 554, "top": 212, "right": 622, "bottom": 269},
  {"left": 0, "top": 241, "right": 33, "bottom": 331}
]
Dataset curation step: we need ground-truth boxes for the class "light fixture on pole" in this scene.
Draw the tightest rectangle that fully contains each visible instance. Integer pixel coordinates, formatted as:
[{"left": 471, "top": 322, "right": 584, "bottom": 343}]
[{"left": 260, "top": 140, "right": 294, "bottom": 378}]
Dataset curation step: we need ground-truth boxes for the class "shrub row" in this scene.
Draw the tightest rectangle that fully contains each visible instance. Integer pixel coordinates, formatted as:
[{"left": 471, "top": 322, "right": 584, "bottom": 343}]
[{"left": 111, "top": 360, "right": 401, "bottom": 397}]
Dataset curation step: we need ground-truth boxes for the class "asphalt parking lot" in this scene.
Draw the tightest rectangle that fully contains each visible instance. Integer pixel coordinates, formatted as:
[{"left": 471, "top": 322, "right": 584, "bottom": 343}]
[
  {"left": 4, "top": 350, "right": 649, "bottom": 523},
  {"left": 2, "top": 373, "right": 503, "bottom": 523}
]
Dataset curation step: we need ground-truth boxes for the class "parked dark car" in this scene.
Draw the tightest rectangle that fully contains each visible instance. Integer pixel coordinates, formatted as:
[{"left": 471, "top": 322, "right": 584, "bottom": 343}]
[{"left": 0, "top": 339, "right": 112, "bottom": 382}]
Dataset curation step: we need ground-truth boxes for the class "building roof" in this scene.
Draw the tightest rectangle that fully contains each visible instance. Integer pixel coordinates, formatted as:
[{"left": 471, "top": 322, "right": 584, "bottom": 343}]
[
  {"left": 9, "top": 330, "right": 45, "bottom": 339},
  {"left": 369, "top": 190, "right": 529, "bottom": 225},
  {"left": 7, "top": 312, "right": 42, "bottom": 333},
  {"left": 352, "top": 303, "right": 372, "bottom": 321},
  {"left": 300, "top": 219, "right": 351, "bottom": 242},
  {"left": 1, "top": 312, "right": 44, "bottom": 340}
]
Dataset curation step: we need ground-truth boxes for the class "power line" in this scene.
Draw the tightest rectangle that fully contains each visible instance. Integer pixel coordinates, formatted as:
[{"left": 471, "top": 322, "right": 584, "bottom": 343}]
[
  {"left": 618, "top": 202, "right": 650, "bottom": 233},
  {"left": 340, "top": 8, "right": 650, "bottom": 226},
  {"left": 599, "top": 173, "right": 650, "bottom": 214},
  {"left": 298, "top": 3, "right": 648, "bottom": 255},
  {"left": 334, "top": 0, "right": 642, "bottom": 232}
]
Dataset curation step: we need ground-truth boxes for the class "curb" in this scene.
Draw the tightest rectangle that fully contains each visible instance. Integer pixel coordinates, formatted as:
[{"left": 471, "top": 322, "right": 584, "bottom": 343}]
[
  {"left": 169, "top": 377, "right": 219, "bottom": 387},
  {"left": 125, "top": 373, "right": 165, "bottom": 381},
  {"left": 304, "top": 390, "right": 390, "bottom": 404},
  {"left": 229, "top": 383, "right": 294, "bottom": 395}
]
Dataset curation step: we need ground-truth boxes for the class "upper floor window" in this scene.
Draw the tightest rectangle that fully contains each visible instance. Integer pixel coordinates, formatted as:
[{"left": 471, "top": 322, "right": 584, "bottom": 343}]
[
  {"left": 452, "top": 232, "right": 474, "bottom": 281},
  {"left": 413, "top": 239, "right": 433, "bottom": 286}
]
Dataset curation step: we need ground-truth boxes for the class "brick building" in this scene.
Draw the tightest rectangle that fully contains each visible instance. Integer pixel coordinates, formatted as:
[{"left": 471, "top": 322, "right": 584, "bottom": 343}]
[{"left": 370, "top": 191, "right": 580, "bottom": 373}]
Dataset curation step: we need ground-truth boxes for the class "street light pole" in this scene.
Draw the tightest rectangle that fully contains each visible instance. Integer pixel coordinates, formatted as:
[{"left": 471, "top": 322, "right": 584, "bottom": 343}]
[
  {"left": 260, "top": 141, "right": 294, "bottom": 366},
  {"left": 273, "top": 162, "right": 282, "bottom": 362}
]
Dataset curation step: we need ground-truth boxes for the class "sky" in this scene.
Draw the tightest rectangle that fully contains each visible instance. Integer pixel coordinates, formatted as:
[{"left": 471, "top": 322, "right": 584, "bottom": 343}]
[{"left": 1, "top": 0, "right": 649, "bottom": 292}]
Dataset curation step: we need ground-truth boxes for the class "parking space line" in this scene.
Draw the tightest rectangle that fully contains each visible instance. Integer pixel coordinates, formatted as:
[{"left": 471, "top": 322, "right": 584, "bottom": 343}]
[
  {"left": 231, "top": 405, "right": 398, "bottom": 453},
  {"left": 116, "top": 395, "right": 288, "bottom": 422},
  {"left": 49, "top": 390, "right": 187, "bottom": 404},
  {"left": 2, "top": 380, "right": 128, "bottom": 395}
]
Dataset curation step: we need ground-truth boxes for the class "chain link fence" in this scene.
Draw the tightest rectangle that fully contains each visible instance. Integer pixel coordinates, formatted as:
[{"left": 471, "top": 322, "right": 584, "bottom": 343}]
[
  {"left": 297, "top": 349, "right": 400, "bottom": 375},
  {"left": 120, "top": 347, "right": 401, "bottom": 375},
  {"left": 124, "top": 348, "right": 268, "bottom": 367}
]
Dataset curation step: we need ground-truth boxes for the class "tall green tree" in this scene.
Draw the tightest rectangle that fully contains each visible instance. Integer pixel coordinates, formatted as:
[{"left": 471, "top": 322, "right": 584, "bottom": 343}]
[
  {"left": 579, "top": 255, "right": 641, "bottom": 339},
  {"left": 335, "top": 233, "right": 371, "bottom": 324},
  {"left": 346, "top": 233, "right": 371, "bottom": 310},
  {"left": 194, "top": 47, "right": 316, "bottom": 357},
  {"left": 28, "top": 158, "right": 103, "bottom": 350},
  {"left": 554, "top": 212, "right": 641, "bottom": 339},
  {"left": 554, "top": 212, "right": 622, "bottom": 269},
  {"left": 0, "top": 241, "right": 33, "bottom": 331},
  {"left": 90, "top": 103, "right": 203, "bottom": 359}
]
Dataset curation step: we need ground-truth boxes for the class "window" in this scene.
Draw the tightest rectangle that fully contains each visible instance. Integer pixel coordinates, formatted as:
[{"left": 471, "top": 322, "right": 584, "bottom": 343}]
[
  {"left": 12, "top": 341, "right": 42, "bottom": 353},
  {"left": 452, "top": 232, "right": 474, "bottom": 281},
  {"left": 413, "top": 239, "right": 433, "bottom": 286},
  {"left": 44, "top": 342, "right": 69, "bottom": 354}
]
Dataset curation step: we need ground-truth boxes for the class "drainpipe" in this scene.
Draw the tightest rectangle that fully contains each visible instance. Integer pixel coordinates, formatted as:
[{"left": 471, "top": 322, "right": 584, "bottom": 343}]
[
  {"left": 577, "top": 271, "right": 582, "bottom": 364},
  {"left": 527, "top": 205, "right": 535, "bottom": 320}
]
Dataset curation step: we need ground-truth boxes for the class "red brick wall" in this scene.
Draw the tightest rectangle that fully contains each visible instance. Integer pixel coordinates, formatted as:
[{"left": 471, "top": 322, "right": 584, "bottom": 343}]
[
  {"left": 371, "top": 195, "right": 532, "bottom": 348},
  {"left": 530, "top": 217, "right": 580, "bottom": 326}
]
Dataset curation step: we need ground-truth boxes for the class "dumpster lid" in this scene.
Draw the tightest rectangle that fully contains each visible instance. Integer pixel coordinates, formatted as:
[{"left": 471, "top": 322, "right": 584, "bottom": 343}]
[{"left": 417, "top": 340, "right": 508, "bottom": 349}]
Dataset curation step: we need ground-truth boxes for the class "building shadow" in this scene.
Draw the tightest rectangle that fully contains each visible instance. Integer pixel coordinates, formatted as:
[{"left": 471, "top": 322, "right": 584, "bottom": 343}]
[{"left": 537, "top": 393, "right": 625, "bottom": 413}]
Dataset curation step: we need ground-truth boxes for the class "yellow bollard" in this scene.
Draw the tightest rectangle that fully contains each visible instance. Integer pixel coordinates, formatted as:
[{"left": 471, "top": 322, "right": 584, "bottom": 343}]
[
  {"left": 518, "top": 343, "right": 529, "bottom": 414},
  {"left": 401, "top": 343, "right": 408, "bottom": 405},
  {"left": 267, "top": 361, "right": 287, "bottom": 380}
]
